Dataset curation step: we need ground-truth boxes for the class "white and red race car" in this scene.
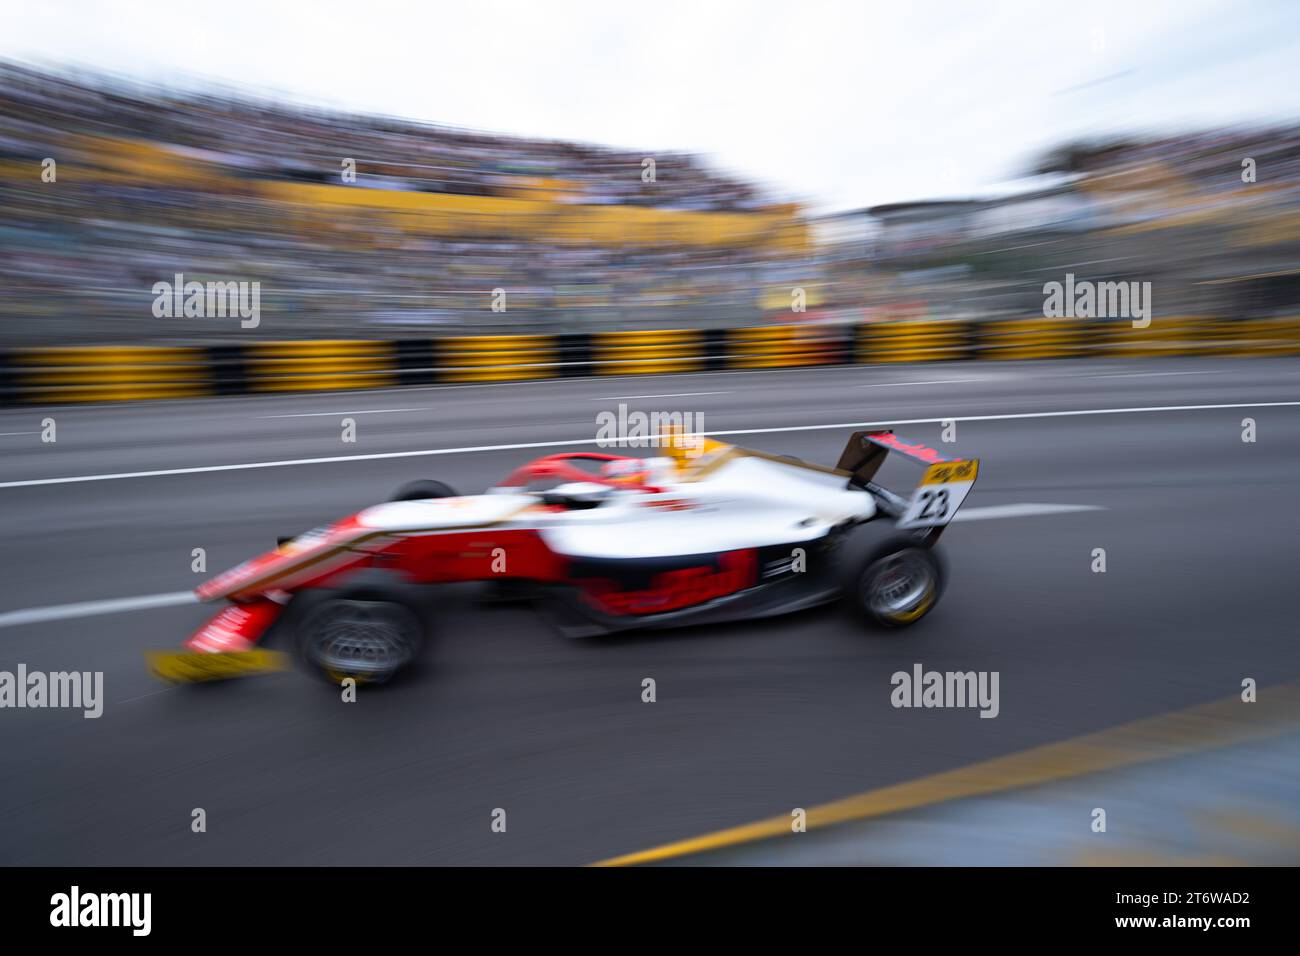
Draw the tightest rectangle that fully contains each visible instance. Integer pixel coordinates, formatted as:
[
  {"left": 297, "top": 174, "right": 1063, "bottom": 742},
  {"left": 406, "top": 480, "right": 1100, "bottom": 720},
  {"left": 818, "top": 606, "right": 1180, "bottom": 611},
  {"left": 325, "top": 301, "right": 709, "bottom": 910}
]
[{"left": 149, "top": 430, "right": 978, "bottom": 685}]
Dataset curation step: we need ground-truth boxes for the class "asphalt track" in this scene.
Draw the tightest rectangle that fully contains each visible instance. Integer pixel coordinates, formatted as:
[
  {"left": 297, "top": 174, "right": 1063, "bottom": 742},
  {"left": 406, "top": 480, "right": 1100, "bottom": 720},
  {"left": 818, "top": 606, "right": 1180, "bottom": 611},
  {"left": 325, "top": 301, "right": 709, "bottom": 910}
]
[{"left": 1, "top": 355, "right": 1299, "bottom": 865}]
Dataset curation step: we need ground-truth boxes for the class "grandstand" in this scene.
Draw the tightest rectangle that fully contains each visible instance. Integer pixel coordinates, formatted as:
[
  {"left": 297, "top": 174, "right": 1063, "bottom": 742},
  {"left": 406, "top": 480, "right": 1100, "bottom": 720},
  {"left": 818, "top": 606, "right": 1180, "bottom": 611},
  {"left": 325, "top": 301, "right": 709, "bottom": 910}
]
[
  {"left": 2, "top": 62, "right": 1299, "bottom": 348},
  {"left": 0, "top": 62, "right": 813, "bottom": 345}
]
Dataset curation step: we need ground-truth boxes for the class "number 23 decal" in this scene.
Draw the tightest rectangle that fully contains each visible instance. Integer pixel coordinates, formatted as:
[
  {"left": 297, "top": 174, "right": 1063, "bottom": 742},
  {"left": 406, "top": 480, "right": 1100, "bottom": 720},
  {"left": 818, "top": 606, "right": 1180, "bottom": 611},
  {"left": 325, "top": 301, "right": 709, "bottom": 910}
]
[
  {"left": 916, "top": 487, "right": 949, "bottom": 520},
  {"left": 898, "top": 459, "right": 977, "bottom": 528}
]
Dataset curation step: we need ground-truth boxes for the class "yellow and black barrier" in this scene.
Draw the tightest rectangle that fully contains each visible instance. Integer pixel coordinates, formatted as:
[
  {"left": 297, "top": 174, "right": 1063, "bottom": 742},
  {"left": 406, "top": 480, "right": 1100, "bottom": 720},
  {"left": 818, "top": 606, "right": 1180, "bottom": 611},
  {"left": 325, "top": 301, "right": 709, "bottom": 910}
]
[
  {"left": 436, "top": 335, "right": 558, "bottom": 383},
  {"left": 2, "top": 317, "right": 1296, "bottom": 405},
  {"left": 727, "top": 324, "right": 846, "bottom": 369},
  {"left": 1092, "top": 317, "right": 1218, "bottom": 358},
  {"left": 858, "top": 320, "right": 972, "bottom": 363},
  {"left": 6, "top": 345, "right": 211, "bottom": 403},
  {"left": 592, "top": 330, "right": 705, "bottom": 375},
  {"left": 977, "top": 319, "right": 1092, "bottom": 360},
  {"left": 1219, "top": 318, "right": 1300, "bottom": 356},
  {"left": 246, "top": 340, "right": 398, "bottom": 392}
]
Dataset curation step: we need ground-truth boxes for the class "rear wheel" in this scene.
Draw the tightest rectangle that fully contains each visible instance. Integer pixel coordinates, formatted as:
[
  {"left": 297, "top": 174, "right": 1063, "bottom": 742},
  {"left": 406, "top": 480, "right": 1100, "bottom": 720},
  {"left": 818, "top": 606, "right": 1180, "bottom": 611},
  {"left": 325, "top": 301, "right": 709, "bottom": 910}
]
[
  {"left": 839, "top": 523, "right": 945, "bottom": 627},
  {"left": 297, "top": 589, "right": 425, "bottom": 684},
  {"left": 390, "top": 479, "right": 458, "bottom": 502}
]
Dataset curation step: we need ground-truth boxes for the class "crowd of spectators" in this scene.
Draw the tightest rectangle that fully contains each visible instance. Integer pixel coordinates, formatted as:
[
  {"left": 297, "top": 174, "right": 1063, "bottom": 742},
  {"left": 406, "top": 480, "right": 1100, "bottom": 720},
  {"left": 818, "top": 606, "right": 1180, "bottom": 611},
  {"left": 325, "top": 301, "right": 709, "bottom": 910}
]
[
  {"left": 816, "top": 127, "right": 1300, "bottom": 323},
  {"left": 0, "top": 62, "right": 770, "bottom": 209},
  {"left": 0, "top": 63, "right": 803, "bottom": 345},
  {"left": 4, "top": 61, "right": 1297, "bottom": 346}
]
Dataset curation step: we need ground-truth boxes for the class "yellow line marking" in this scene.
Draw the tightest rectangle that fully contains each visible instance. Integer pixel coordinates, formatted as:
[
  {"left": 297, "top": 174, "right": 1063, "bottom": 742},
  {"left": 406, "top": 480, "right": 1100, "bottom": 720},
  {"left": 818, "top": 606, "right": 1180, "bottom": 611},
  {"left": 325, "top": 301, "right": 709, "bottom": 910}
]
[{"left": 592, "top": 682, "right": 1300, "bottom": 866}]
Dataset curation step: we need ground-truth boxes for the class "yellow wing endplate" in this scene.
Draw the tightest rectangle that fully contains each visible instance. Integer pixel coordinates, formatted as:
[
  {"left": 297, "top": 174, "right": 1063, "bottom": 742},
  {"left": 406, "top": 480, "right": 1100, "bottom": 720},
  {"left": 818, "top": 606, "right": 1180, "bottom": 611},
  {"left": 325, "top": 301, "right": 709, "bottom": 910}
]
[
  {"left": 147, "top": 649, "right": 290, "bottom": 683},
  {"left": 920, "top": 459, "right": 980, "bottom": 485}
]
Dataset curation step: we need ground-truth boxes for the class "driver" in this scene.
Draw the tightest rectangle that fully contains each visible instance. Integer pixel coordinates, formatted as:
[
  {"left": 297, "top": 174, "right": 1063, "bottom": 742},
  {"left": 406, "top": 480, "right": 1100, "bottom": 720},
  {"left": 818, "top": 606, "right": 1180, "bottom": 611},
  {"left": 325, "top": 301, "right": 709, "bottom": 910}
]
[{"left": 600, "top": 456, "right": 674, "bottom": 488}]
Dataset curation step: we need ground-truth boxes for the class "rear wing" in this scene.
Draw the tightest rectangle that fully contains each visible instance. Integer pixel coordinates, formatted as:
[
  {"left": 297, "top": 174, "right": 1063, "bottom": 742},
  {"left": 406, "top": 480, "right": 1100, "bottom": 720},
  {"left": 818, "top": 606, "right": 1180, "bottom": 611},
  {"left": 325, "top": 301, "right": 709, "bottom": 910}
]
[{"left": 836, "top": 430, "right": 979, "bottom": 530}]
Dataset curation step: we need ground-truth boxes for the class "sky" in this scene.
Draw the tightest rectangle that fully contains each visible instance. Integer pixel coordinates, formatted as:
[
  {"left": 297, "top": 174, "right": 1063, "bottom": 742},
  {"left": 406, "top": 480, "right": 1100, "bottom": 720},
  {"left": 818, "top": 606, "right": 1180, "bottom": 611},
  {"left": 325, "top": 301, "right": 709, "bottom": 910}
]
[{"left": 2, "top": 0, "right": 1298, "bottom": 212}]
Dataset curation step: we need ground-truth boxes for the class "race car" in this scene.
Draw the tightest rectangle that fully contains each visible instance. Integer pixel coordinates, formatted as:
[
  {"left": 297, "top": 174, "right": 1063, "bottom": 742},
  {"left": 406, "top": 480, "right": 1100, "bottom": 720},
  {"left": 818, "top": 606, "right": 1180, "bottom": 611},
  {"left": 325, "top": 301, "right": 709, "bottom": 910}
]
[{"left": 148, "top": 428, "right": 979, "bottom": 685}]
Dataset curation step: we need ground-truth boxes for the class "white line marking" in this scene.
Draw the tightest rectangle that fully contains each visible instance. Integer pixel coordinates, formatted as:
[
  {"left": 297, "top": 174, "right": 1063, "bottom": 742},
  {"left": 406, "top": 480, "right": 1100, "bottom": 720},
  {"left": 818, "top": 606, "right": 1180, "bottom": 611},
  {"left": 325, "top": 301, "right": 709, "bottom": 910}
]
[
  {"left": 0, "top": 439, "right": 605, "bottom": 488},
  {"left": 0, "top": 591, "right": 198, "bottom": 629},
  {"left": 594, "top": 391, "right": 730, "bottom": 400},
  {"left": 0, "top": 505, "right": 1099, "bottom": 628},
  {"left": 4, "top": 401, "right": 1299, "bottom": 489},
  {"left": 952, "top": 503, "right": 1104, "bottom": 522},
  {"left": 858, "top": 379, "right": 985, "bottom": 388},
  {"left": 0, "top": 431, "right": 38, "bottom": 437}
]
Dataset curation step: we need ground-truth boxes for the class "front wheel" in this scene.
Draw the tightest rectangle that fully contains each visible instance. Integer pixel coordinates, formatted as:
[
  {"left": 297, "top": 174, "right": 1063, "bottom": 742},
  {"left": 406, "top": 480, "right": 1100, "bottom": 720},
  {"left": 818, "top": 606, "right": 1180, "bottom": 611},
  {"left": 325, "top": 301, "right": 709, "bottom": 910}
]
[
  {"left": 839, "top": 524, "right": 945, "bottom": 627},
  {"left": 297, "top": 591, "right": 425, "bottom": 684}
]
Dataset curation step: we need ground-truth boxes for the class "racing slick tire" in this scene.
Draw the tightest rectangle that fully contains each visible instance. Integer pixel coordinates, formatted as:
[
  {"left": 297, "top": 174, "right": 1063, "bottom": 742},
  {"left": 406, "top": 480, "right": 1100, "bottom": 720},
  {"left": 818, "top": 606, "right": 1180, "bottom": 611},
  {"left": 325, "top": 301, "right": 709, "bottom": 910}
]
[
  {"left": 838, "top": 522, "right": 946, "bottom": 628},
  {"left": 295, "top": 581, "right": 427, "bottom": 685},
  {"left": 390, "top": 479, "right": 459, "bottom": 501}
]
